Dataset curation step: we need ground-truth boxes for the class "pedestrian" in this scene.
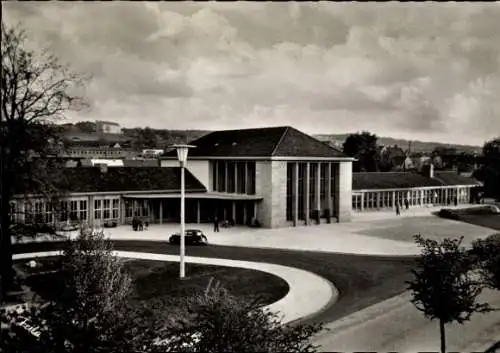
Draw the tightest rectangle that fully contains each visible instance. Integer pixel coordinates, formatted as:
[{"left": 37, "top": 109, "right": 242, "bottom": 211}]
[
  {"left": 404, "top": 198, "right": 409, "bottom": 210},
  {"left": 213, "top": 216, "right": 219, "bottom": 232},
  {"left": 396, "top": 202, "right": 401, "bottom": 216}
]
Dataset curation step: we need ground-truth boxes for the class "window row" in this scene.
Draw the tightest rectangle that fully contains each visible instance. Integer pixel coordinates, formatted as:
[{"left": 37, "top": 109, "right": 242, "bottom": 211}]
[
  {"left": 124, "top": 199, "right": 150, "bottom": 219},
  {"left": 286, "top": 162, "right": 336, "bottom": 221},
  {"left": 8, "top": 197, "right": 125, "bottom": 224},
  {"left": 352, "top": 187, "right": 474, "bottom": 211},
  {"left": 211, "top": 161, "right": 256, "bottom": 195}
]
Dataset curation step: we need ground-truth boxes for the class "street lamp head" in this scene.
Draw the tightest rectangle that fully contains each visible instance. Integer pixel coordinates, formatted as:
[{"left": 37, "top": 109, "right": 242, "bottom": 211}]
[{"left": 172, "top": 144, "right": 196, "bottom": 164}]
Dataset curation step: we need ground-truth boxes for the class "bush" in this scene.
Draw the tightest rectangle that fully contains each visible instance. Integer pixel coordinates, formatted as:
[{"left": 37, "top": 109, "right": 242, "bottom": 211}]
[
  {"left": 164, "top": 278, "right": 322, "bottom": 353},
  {"left": 0, "top": 229, "right": 163, "bottom": 353},
  {"left": 438, "top": 208, "right": 460, "bottom": 220},
  {"left": 471, "top": 233, "right": 500, "bottom": 290}
]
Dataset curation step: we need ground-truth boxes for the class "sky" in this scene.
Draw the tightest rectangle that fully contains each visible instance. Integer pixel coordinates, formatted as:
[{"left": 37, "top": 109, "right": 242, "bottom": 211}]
[{"left": 3, "top": 2, "right": 500, "bottom": 145}]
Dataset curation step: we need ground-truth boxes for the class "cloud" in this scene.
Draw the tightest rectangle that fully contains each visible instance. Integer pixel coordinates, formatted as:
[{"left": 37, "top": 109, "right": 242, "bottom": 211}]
[{"left": 3, "top": 2, "right": 500, "bottom": 145}]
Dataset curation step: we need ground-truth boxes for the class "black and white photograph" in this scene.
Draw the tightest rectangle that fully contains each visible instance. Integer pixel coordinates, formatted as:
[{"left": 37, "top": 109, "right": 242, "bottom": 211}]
[{"left": 1, "top": 2, "right": 499, "bottom": 352}]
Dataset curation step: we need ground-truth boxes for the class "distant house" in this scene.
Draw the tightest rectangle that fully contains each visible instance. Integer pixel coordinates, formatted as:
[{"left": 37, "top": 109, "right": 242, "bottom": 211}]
[
  {"left": 96, "top": 120, "right": 121, "bottom": 134},
  {"left": 141, "top": 149, "right": 164, "bottom": 157}
]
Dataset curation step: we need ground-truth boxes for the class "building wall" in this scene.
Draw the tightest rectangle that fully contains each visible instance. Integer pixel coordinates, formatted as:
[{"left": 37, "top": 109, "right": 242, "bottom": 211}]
[
  {"left": 255, "top": 161, "right": 273, "bottom": 227},
  {"left": 269, "top": 161, "right": 288, "bottom": 228},
  {"left": 335, "top": 161, "right": 352, "bottom": 222}
]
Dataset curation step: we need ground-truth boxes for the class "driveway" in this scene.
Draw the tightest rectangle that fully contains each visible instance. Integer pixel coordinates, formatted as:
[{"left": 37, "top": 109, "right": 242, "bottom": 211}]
[
  {"left": 13, "top": 241, "right": 417, "bottom": 326},
  {"left": 314, "top": 289, "right": 500, "bottom": 353}
]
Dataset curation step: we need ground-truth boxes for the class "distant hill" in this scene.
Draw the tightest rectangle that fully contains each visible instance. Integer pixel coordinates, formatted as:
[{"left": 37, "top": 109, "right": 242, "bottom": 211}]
[
  {"left": 59, "top": 122, "right": 482, "bottom": 154},
  {"left": 314, "top": 134, "right": 483, "bottom": 154}
]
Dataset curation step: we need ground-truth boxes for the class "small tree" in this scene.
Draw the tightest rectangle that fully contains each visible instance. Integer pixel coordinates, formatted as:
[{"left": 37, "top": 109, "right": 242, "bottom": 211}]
[
  {"left": 471, "top": 233, "right": 500, "bottom": 290},
  {"left": 0, "top": 229, "right": 164, "bottom": 353},
  {"left": 163, "top": 278, "right": 322, "bottom": 353},
  {"left": 407, "top": 234, "right": 490, "bottom": 353}
]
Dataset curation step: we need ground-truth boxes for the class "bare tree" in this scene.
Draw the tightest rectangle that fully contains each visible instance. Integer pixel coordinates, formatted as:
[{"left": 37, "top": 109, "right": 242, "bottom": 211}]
[{"left": 1, "top": 20, "right": 85, "bottom": 300}]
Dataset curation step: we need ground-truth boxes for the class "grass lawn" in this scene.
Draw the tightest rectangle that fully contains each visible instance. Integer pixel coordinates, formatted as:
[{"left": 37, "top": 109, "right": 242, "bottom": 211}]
[
  {"left": 13, "top": 241, "right": 418, "bottom": 325},
  {"left": 357, "top": 215, "right": 495, "bottom": 243},
  {"left": 455, "top": 214, "right": 500, "bottom": 231},
  {"left": 13, "top": 257, "right": 289, "bottom": 310}
]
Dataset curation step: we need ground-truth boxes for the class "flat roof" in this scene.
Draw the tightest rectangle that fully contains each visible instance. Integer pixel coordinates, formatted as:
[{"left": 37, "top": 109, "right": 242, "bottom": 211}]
[{"left": 122, "top": 192, "right": 263, "bottom": 201}]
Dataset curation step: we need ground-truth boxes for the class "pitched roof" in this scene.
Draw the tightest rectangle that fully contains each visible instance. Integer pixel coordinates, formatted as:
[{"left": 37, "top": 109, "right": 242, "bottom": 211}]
[
  {"left": 14, "top": 167, "right": 206, "bottom": 195},
  {"left": 353, "top": 171, "right": 481, "bottom": 190},
  {"left": 164, "top": 126, "right": 348, "bottom": 158},
  {"left": 434, "top": 171, "right": 481, "bottom": 186},
  {"left": 353, "top": 172, "right": 443, "bottom": 190}
]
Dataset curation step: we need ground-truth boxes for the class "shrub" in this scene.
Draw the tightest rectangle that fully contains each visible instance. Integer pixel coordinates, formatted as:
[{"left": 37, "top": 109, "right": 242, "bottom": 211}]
[
  {"left": 438, "top": 208, "right": 460, "bottom": 220},
  {"left": 471, "top": 233, "right": 500, "bottom": 290},
  {"left": 163, "top": 278, "right": 322, "bottom": 353}
]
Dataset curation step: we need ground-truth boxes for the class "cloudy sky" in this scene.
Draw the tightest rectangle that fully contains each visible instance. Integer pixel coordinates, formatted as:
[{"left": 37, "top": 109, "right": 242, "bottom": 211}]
[{"left": 4, "top": 2, "right": 500, "bottom": 145}]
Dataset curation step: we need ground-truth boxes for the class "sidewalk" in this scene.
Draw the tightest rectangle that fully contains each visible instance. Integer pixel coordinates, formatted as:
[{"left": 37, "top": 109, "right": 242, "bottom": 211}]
[
  {"left": 314, "top": 288, "right": 500, "bottom": 353},
  {"left": 14, "top": 206, "right": 496, "bottom": 256},
  {"left": 12, "top": 250, "right": 337, "bottom": 325}
]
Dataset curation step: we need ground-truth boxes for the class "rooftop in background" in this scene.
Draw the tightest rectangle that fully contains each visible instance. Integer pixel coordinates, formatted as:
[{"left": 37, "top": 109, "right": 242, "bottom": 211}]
[
  {"left": 13, "top": 167, "right": 206, "bottom": 195},
  {"left": 353, "top": 171, "right": 481, "bottom": 191},
  {"left": 164, "top": 126, "right": 349, "bottom": 159}
]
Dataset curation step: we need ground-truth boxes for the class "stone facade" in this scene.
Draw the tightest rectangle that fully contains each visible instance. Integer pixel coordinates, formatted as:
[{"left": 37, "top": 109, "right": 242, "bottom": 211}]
[{"left": 335, "top": 161, "right": 352, "bottom": 222}]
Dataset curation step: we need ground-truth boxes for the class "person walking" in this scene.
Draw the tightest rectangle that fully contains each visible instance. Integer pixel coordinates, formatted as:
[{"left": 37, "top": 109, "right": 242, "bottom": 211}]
[
  {"left": 213, "top": 216, "right": 220, "bottom": 232},
  {"left": 404, "top": 198, "right": 409, "bottom": 210},
  {"left": 396, "top": 202, "right": 401, "bottom": 216}
]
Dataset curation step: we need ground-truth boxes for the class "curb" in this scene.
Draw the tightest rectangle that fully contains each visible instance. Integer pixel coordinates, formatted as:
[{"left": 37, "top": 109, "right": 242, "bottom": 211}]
[{"left": 12, "top": 250, "right": 338, "bottom": 326}]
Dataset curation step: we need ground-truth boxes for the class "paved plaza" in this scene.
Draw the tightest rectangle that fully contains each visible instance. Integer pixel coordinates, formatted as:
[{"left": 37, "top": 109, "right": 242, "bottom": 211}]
[
  {"left": 31, "top": 206, "right": 494, "bottom": 256},
  {"left": 12, "top": 208, "right": 500, "bottom": 352}
]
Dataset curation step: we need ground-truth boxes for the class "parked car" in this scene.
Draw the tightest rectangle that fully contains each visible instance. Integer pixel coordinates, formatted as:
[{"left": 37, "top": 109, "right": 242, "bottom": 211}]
[{"left": 169, "top": 229, "right": 208, "bottom": 245}]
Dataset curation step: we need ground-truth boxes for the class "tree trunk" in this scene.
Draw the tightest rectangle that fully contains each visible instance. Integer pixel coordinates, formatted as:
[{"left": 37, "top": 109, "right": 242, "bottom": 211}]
[
  {"left": 439, "top": 318, "right": 446, "bottom": 353},
  {"left": 0, "top": 177, "right": 14, "bottom": 302}
]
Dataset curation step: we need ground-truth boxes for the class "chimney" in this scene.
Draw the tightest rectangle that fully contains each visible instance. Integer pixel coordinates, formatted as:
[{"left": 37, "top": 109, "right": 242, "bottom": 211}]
[{"left": 423, "top": 163, "right": 434, "bottom": 178}]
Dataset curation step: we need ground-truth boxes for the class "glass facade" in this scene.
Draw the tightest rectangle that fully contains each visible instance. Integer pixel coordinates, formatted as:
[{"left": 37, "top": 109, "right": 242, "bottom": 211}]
[
  {"left": 211, "top": 160, "right": 256, "bottom": 195},
  {"left": 286, "top": 162, "right": 336, "bottom": 222},
  {"left": 351, "top": 186, "right": 475, "bottom": 212}
]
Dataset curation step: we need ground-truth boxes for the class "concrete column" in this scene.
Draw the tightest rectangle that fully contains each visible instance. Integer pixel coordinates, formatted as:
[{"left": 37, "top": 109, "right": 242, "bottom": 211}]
[
  {"left": 234, "top": 162, "right": 238, "bottom": 193},
  {"left": 120, "top": 198, "right": 125, "bottom": 225},
  {"left": 197, "top": 200, "right": 201, "bottom": 224},
  {"left": 224, "top": 162, "right": 228, "bottom": 192},
  {"left": 253, "top": 202, "right": 257, "bottom": 222},
  {"left": 444, "top": 188, "right": 449, "bottom": 205},
  {"left": 244, "top": 162, "right": 248, "bottom": 194},
  {"left": 392, "top": 191, "right": 396, "bottom": 209},
  {"left": 326, "top": 163, "right": 332, "bottom": 212},
  {"left": 293, "top": 162, "right": 299, "bottom": 226},
  {"left": 360, "top": 193, "right": 364, "bottom": 211},
  {"left": 159, "top": 201, "right": 163, "bottom": 224},
  {"left": 88, "top": 195, "right": 95, "bottom": 227},
  {"left": 377, "top": 192, "right": 381, "bottom": 209},
  {"left": 315, "top": 163, "right": 321, "bottom": 214},
  {"left": 243, "top": 203, "right": 248, "bottom": 225},
  {"left": 232, "top": 201, "right": 236, "bottom": 222},
  {"left": 304, "top": 162, "right": 310, "bottom": 225},
  {"left": 214, "top": 161, "right": 219, "bottom": 192},
  {"left": 334, "top": 161, "right": 353, "bottom": 222}
]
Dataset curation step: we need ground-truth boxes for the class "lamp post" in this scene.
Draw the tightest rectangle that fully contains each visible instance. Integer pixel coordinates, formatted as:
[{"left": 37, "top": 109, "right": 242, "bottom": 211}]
[{"left": 172, "top": 144, "right": 196, "bottom": 279}]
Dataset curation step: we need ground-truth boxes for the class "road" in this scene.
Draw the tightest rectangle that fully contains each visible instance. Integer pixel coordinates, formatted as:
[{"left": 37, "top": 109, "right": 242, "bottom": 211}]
[
  {"left": 13, "top": 240, "right": 417, "bottom": 325},
  {"left": 12, "top": 240, "right": 500, "bottom": 352}
]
